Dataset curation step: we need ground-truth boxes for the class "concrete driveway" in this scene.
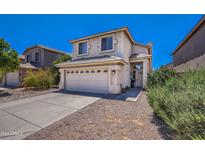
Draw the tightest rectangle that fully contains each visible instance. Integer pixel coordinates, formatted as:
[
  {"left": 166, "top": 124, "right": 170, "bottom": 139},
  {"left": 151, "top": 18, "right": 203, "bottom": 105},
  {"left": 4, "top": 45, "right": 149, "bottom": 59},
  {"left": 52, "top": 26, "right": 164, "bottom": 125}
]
[{"left": 0, "top": 91, "right": 101, "bottom": 139}]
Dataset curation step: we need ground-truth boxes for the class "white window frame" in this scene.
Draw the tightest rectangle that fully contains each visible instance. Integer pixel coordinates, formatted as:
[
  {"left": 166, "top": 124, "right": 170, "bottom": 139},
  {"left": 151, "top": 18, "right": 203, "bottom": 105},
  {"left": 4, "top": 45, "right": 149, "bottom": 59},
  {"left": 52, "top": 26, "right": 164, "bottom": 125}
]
[
  {"left": 100, "top": 34, "right": 115, "bottom": 53},
  {"left": 77, "top": 40, "right": 89, "bottom": 56}
]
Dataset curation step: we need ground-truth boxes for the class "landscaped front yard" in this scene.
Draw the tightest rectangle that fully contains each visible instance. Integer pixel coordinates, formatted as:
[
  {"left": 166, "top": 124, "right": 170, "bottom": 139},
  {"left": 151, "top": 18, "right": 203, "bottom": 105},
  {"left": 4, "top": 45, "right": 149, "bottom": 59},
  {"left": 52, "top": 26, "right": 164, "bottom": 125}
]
[{"left": 25, "top": 92, "right": 171, "bottom": 140}]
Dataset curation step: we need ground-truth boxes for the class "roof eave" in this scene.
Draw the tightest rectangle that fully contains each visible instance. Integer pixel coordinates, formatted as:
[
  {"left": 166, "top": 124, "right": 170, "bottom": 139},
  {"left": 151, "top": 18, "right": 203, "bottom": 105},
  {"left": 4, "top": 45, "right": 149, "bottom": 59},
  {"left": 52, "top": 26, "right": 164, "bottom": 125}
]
[
  {"left": 56, "top": 59, "right": 127, "bottom": 68},
  {"left": 23, "top": 45, "right": 67, "bottom": 55},
  {"left": 172, "top": 15, "right": 205, "bottom": 55},
  {"left": 69, "top": 27, "right": 135, "bottom": 44}
]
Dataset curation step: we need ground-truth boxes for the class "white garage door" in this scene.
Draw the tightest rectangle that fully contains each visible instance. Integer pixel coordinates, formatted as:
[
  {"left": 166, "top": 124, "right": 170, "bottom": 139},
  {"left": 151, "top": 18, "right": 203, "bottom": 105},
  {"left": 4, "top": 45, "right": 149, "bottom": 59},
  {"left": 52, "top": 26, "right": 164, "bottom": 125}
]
[
  {"left": 6, "top": 71, "right": 20, "bottom": 87},
  {"left": 66, "top": 69, "right": 108, "bottom": 94}
]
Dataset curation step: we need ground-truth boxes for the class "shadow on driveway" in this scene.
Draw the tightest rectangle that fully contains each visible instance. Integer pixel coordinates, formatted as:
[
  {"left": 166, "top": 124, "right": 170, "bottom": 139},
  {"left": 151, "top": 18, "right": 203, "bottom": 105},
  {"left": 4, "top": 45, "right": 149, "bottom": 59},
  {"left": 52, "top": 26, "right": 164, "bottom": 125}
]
[{"left": 53, "top": 88, "right": 142, "bottom": 101}]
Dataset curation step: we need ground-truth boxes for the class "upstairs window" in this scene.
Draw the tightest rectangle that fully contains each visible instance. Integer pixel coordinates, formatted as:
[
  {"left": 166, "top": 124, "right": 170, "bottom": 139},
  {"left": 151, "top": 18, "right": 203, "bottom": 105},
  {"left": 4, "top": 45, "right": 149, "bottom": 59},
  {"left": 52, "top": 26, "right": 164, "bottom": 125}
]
[
  {"left": 26, "top": 55, "right": 30, "bottom": 63},
  {"left": 101, "top": 36, "right": 113, "bottom": 51},
  {"left": 78, "top": 41, "right": 88, "bottom": 55},
  {"left": 35, "top": 52, "right": 40, "bottom": 62}
]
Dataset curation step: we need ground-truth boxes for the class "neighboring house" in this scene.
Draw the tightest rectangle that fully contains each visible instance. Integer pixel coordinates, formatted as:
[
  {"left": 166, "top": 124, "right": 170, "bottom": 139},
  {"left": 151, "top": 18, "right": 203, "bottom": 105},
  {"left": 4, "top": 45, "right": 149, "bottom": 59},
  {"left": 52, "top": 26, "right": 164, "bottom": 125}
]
[
  {"left": 57, "top": 27, "right": 152, "bottom": 94},
  {"left": 4, "top": 45, "right": 67, "bottom": 87},
  {"left": 18, "top": 55, "right": 25, "bottom": 63},
  {"left": 172, "top": 15, "right": 205, "bottom": 73},
  {"left": 161, "top": 63, "right": 174, "bottom": 70}
]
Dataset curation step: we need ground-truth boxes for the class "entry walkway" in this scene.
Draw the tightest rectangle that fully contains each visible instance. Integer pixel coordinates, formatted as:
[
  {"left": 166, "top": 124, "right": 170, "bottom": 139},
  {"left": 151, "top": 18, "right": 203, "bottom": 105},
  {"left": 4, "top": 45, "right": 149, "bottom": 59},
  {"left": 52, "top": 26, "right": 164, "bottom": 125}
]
[{"left": 115, "top": 88, "right": 142, "bottom": 101}]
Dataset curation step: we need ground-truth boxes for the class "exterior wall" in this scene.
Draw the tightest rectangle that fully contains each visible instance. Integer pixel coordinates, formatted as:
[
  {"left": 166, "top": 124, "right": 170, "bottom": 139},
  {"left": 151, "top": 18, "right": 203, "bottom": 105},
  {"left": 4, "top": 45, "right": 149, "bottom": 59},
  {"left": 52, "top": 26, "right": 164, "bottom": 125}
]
[
  {"left": 43, "top": 49, "right": 62, "bottom": 68},
  {"left": 24, "top": 47, "right": 64, "bottom": 68},
  {"left": 71, "top": 31, "right": 133, "bottom": 89},
  {"left": 122, "top": 33, "right": 132, "bottom": 87},
  {"left": 24, "top": 47, "right": 44, "bottom": 67},
  {"left": 59, "top": 69, "right": 65, "bottom": 89},
  {"left": 174, "top": 54, "right": 205, "bottom": 72},
  {"left": 72, "top": 31, "right": 124, "bottom": 60},
  {"left": 132, "top": 45, "right": 149, "bottom": 55},
  {"left": 142, "top": 59, "right": 148, "bottom": 88},
  {"left": 62, "top": 30, "right": 152, "bottom": 93},
  {"left": 173, "top": 24, "right": 205, "bottom": 66}
]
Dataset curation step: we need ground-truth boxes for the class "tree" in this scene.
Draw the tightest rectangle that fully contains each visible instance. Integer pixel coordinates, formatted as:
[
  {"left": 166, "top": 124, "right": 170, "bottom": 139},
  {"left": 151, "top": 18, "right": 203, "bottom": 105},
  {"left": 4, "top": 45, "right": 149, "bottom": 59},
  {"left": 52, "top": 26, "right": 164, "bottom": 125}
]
[
  {"left": 50, "top": 54, "right": 71, "bottom": 85},
  {"left": 0, "top": 38, "right": 19, "bottom": 83},
  {"left": 53, "top": 54, "right": 71, "bottom": 65}
]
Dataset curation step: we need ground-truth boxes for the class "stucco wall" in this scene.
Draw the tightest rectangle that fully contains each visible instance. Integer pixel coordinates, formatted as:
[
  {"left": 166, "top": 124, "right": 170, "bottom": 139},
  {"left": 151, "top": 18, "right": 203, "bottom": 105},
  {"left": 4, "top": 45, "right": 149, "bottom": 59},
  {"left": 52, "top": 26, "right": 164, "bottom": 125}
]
[
  {"left": 132, "top": 44, "right": 148, "bottom": 55},
  {"left": 43, "top": 49, "right": 62, "bottom": 68},
  {"left": 123, "top": 32, "right": 132, "bottom": 87},
  {"left": 173, "top": 24, "right": 205, "bottom": 66},
  {"left": 72, "top": 31, "right": 124, "bottom": 60},
  {"left": 174, "top": 54, "right": 205, "bottom": 72},
  {"left": 24, "top": 47, "right": 64, "bottom": 68},
  {"left": 24, "top": 47, "right": 44, "bottom": 67}
]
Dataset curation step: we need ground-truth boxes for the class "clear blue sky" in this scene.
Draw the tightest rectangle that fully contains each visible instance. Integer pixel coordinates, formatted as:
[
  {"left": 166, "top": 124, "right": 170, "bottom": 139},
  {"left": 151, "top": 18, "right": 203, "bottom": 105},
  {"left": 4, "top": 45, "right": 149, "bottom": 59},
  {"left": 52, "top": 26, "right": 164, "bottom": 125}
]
[{"left": 0, "top": 14, "right": 203, "bottom": 69}]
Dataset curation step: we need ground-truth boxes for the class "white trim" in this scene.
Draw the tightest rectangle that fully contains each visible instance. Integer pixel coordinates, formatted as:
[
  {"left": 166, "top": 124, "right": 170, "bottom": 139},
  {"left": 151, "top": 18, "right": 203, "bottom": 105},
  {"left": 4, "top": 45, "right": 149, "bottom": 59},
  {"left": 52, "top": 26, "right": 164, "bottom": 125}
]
[
  {"left": 77, "top": 40, "right": 89, "bottom": 57},
  {"left": 100, "top": 34, "right": 115, "bottom": 53}
]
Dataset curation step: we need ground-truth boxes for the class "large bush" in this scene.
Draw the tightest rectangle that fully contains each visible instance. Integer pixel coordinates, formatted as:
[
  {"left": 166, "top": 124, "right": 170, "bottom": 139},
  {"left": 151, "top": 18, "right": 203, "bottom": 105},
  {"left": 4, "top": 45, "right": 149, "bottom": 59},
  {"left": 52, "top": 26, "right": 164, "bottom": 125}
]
[
  {"left": 147, "top": 68, "right": 205, "bottom": 139},
  {"left": 23, "top": 69, "right": 54, "bottom": 89},
  {"left": 147, "top": 67, "right": 176, "bottom": 89}
]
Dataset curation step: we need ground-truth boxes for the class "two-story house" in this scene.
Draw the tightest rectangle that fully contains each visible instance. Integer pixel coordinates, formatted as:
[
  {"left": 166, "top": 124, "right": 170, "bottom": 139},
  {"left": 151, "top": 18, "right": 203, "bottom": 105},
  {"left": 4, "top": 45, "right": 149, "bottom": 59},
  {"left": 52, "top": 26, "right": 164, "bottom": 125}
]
[
  {"left": 5, "top": 45, "right": 67, "bottom": 87},
  {"left": 57, "top": 27, "right": 152, "bottom": 94}
]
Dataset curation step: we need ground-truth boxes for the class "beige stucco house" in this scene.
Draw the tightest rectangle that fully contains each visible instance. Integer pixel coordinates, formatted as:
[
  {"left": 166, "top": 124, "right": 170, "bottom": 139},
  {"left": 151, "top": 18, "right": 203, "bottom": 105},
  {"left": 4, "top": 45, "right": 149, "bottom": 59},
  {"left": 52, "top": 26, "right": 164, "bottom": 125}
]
[
  {"left": 57, "top": 27, "right": 152, "bottom": 94},
  {"left": 4, "top": 45, "right": 67, "bottom": 87}
]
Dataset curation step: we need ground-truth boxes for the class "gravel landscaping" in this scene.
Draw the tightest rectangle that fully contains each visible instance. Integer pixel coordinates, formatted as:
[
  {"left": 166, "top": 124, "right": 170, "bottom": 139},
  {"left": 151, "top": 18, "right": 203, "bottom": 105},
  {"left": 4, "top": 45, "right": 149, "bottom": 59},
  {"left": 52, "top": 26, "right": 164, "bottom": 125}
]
[
  {"left": 0, "top": 87, "right": 58, "bottom": 104},
  {"left": 25, "top": 91, "right": 171, "bottom": 140}
]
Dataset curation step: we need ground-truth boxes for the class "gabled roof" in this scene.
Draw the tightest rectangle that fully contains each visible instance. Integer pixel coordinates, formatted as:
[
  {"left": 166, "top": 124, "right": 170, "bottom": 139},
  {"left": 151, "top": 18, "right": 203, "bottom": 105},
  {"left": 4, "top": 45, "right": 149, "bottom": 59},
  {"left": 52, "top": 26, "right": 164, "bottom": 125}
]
[
  {"left": 23, "top": 45, "right": 68, "bottom": 55},
  {"left": 70, "top": 27, "right": 135, "bottom": 44},
  {"left": 172, "top": 15, "right": 205, "bottom": 55}
]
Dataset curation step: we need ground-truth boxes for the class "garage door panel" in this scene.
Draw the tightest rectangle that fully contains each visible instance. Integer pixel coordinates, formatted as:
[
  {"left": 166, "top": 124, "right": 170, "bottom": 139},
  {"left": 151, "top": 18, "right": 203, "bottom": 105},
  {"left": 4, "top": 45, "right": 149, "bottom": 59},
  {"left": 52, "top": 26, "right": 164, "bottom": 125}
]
[
  {"left": 6, "top": 72, "right": 20, "bottom": 87},
  {"left": 66, "top": 71, "right": 108, "bottom": 94}
]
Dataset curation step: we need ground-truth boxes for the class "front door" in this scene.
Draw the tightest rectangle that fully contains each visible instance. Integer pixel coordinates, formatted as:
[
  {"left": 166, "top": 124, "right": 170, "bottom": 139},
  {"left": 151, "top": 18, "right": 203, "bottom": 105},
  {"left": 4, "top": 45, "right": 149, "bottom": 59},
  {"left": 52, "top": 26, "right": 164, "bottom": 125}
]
[{"left": 135, "top": 69, "right": 143, "bottom": 87}]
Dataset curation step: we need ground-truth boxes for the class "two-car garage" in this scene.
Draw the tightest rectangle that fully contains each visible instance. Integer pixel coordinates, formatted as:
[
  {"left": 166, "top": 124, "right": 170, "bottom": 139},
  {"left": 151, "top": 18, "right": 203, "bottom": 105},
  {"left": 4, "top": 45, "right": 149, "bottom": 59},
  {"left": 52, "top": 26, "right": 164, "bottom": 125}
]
[
  {"left": 57, "top": 56, "right": 126, "bottom": 94},
  {"left": 65, "top": 68, "right": 109, "bottom": 94}
]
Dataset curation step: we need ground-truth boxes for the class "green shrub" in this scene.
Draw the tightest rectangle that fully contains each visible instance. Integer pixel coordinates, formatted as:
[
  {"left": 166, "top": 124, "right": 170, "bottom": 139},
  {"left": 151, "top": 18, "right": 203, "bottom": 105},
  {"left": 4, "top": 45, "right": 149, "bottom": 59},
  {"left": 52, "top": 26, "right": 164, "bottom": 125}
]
[
  {"left": 50, "top": 55, "right": 71, "bottom": 85},
  {"left": 147, "top": 67, "right": 176, "bottom": 89},
  {"left": 147, "top": 68, "right": 205, "bottom": 139},
  {"left": 23, "top": 69, "right": 54, "bottom": 89}
]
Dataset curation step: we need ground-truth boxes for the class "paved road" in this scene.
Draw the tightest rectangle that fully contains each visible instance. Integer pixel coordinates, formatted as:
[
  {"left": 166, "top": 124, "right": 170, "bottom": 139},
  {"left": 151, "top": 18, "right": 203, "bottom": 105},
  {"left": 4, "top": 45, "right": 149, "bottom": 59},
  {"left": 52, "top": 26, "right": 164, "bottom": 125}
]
[{"left": 0, "top": 92, "right": 101, "bottom": 139}]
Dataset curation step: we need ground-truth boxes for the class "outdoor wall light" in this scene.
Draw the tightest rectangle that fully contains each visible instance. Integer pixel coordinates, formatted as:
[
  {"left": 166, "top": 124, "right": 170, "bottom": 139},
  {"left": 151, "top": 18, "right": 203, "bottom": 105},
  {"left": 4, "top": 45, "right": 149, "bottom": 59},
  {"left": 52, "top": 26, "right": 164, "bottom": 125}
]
[{"left": 112, "top": 70, "right": 116, "bottom": 76}]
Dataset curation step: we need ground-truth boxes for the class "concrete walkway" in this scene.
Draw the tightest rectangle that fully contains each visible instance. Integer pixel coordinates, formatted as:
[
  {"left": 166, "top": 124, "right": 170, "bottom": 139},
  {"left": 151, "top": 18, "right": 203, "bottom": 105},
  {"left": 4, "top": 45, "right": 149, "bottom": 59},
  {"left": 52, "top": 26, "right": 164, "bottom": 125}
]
[
  {"left": 115, "top": 88, "right": 142, "bottom": 101},
  {"left": 0, "top": 92, "right": 101, "bottom": 139}
]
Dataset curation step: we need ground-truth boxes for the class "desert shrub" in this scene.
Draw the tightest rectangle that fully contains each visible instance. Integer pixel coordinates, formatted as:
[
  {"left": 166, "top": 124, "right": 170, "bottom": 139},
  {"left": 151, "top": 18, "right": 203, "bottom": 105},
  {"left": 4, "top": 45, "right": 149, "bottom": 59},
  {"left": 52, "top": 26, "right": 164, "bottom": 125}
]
[
  {"left": 147, "top": 68, "right": 205, "bottom": 139},
  {"left": 23, "top": 69, "right": 54, "bottom": 89},
  {"left": 147, "top": 67, "right": 176, "bottom": 89}
]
